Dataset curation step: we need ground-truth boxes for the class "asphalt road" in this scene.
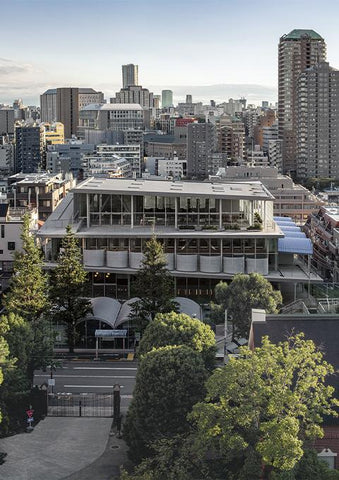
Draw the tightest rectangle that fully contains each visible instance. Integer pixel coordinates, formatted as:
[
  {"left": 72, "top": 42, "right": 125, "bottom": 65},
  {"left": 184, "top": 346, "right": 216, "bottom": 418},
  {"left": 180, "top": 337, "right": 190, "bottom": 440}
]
[{"left": 34, "top": 360, "right": 137, "bottom": 412}]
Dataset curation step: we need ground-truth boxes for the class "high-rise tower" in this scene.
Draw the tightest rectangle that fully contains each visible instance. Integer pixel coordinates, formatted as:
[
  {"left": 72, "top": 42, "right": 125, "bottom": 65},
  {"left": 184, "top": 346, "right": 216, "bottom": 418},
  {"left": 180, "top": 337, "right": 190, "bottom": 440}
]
[
  {"left": 278, "top": 29, "right": 326, "bottom": 176},
  {"left": 122, "top": 64, "right": 138, "bottom": 88}
]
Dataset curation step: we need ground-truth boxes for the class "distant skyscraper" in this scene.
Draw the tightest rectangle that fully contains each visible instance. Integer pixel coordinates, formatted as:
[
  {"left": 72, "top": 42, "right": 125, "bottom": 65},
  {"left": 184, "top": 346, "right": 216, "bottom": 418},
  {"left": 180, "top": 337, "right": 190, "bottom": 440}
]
[
  {"left": 296, "top": 62, "right": 339, "bottom": 179},
  {"left": 278, "top": 29, "right": 326, "bottom": 176},
  {"left": 122, "top": 64, "right": 138, "bottom": 88},
  {"left": 162, "top": 90, "right": 173, "bottom": 108},
  {"left": 186, "top": 94, "right": 193, "bottom": 104}
]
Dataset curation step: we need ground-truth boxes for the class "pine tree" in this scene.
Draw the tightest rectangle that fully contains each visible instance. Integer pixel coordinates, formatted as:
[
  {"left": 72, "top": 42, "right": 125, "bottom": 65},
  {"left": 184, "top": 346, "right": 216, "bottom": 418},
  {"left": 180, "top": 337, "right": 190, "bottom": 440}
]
[
  {"left": 52, "top": 225, "right": 92, "bottom": 353},
  {"left": 3, "top": 214, "right": 49, "bottom": 320},
  {"left": 130, "top": 236, "right": 177, "bottom": 332}
]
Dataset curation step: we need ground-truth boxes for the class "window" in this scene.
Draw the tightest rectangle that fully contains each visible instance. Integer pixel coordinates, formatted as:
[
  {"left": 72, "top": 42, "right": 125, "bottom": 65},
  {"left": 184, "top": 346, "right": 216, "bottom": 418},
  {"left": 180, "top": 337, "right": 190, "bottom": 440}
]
[
  {"left": 8, "top": 242, "right": 15, "bottom": 251},
  {"left": 0, "top": 225, "right": 4, "bottom": 238}
]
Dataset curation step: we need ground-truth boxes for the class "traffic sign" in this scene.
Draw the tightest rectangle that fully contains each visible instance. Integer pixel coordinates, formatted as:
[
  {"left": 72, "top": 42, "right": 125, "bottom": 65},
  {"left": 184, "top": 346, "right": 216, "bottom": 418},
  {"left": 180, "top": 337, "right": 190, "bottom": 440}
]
[
  {"left": 26, "top": 409, "right": 34, "bottom": 418},
  {"left": 48, "top": 379, "right": 55, "bottom": 386},
  {"left": 27, "top": 417, "right": 34, "bottom": 423}
]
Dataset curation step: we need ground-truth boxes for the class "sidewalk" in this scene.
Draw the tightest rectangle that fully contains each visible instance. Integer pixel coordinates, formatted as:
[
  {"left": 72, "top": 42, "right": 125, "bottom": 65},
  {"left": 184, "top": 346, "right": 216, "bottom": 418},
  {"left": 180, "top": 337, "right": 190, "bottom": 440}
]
[{"left": 0, "top": 417, "right": 113, "bottom": 480}]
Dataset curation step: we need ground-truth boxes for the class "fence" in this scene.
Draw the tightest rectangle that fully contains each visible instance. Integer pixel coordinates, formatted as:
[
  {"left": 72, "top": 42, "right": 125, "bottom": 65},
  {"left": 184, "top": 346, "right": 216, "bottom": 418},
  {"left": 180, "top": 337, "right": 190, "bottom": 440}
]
[{"left": 47, "top": 392, "right": 113, "bottom": 417}]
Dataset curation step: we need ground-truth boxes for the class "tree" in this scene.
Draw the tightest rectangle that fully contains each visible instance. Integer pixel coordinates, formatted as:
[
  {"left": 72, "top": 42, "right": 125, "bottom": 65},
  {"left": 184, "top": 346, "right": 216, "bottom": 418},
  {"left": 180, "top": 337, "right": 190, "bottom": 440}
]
[
  {"left": 51, "top": 225, "right": 92, "bottom": 353},
  {"left": 211, "top": 274, "right": 282, "bottom": 338},
  {"left": 130, "top": 236, "right": 178, "bottom": 332},
  {"left": 3, "top": 214, "right": 49, "bottom": 320},
  {"left": 124, "top": 345, "right": 208, "bottom": 463},
  {"left": 190, "top": 334, "right": 338, "bottom": 479},
  {"left": 0, "top": 320, "right": 9, "bottom": 425},
  {"left": 138, "top": 312, "right": 216, "bottom": 369},
  {"left": 271, "top": 449, "right": 339, "bottom": 480}
]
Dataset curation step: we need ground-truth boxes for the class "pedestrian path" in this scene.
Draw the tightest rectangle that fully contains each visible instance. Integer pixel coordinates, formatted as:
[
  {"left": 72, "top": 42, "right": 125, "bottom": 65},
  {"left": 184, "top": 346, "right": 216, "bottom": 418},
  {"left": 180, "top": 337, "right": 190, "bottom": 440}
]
[{"left": 0, "top": 417, "right": 112, "bottom": 480}]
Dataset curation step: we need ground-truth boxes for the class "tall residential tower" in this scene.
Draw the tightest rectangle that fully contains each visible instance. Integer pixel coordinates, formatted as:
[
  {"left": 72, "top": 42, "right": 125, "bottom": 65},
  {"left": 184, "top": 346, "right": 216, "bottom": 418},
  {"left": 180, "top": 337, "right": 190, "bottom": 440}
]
[
  {"left": 278, "top": 29, "right": 326, "bottom": 176},
  {"left": 122, "top": 64, "right": 138, "bottom": 88}
]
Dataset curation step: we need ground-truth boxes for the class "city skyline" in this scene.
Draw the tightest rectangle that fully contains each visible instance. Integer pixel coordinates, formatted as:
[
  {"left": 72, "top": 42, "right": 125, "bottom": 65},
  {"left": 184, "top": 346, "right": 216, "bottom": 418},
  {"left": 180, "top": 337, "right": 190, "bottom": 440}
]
[{"left": 1, "top": 0, "right": 339, "bottom": 105}]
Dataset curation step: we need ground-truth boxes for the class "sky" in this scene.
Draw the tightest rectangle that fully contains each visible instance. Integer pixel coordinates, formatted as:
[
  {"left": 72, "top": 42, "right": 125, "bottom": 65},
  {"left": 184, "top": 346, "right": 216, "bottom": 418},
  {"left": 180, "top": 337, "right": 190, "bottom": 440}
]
[{"left": 1, "top": 0, "right": 339, "bottom": 105}]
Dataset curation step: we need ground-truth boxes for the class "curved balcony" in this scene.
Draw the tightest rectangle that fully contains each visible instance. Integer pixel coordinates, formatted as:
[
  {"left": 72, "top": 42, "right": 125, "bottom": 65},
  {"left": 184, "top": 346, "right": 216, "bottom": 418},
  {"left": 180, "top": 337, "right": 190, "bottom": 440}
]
[
  {"left": 83, "top": 249, "right": 106, "bottom": 267},
  {"left": 223, "top": 256, "right": 245, "bottom": 274},
  {"left": 200, "top": 255, "right": 221, "bottom": 273},
  {"left": 176, "top": 254, "right": 198, "bottom": 272},
  {"left": 246, "top": 257, "right": 269, "bottom": 275},
  {"left": 129, "top": 252, "right": 144, "bottom": 269},
  {"left": 106, "top": 250, "right": 128, "bottom": 268}
]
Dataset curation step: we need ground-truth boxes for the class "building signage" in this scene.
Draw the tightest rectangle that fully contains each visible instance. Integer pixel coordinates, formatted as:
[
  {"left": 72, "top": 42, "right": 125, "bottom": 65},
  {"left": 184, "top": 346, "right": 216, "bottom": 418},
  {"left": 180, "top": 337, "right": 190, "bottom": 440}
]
[{"left": 95, "top": 329, "right": 127, "bottom": 338}]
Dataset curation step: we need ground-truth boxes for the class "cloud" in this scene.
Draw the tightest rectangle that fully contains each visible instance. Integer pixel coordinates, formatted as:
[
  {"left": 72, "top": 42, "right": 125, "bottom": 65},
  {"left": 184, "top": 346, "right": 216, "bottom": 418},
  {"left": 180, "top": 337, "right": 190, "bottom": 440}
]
[{"left": 0, "top": 57, "right": 34, "bottom": 76}]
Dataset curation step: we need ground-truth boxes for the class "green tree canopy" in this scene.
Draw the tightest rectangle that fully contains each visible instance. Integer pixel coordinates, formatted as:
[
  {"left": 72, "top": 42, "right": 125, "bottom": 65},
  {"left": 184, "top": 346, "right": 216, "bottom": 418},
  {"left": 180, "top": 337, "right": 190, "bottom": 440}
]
[
  {"left": 124, "top": 345, "right": 208, "bottom": 463},
  {"left": 211, "top": 274, "right": 282, "bottom": 338},
  {"left": 0, "top": 320, "right": 9, "bottom": 425},
  {"left": 51, "top": 225, "right": 91, "bottom": 353},
  {"left": 138, "top": 312, "right": 216, "bottom": 369},
  {"left": 3, "top": 214, "right": 49, "bottom": 320},
  {"left": 190, "top": 334, "right": 338, "bottom": 478},
  {"left": 130, "top": 236, "right": 177, "bottom": 332}
]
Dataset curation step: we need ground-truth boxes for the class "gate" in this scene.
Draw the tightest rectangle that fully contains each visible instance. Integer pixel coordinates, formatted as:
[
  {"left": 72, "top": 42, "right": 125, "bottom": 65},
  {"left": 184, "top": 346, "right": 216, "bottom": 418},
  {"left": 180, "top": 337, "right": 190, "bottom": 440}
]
[{"left": 48, "top": 392, "right": 114, "bottom": 417}]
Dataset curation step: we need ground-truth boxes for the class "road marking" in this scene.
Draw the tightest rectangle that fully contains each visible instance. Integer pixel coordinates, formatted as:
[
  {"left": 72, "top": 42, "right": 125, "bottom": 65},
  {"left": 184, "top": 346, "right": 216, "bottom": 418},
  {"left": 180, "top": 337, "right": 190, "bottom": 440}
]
[
  {"left": 35, "top": 375, "right": 135, "bottom": 379},
  {"left": 72, "top": 367, "right": 137, "bottom": 370},
  {"left": 64, "top": 385, "right": 125, "bottom": 388}
]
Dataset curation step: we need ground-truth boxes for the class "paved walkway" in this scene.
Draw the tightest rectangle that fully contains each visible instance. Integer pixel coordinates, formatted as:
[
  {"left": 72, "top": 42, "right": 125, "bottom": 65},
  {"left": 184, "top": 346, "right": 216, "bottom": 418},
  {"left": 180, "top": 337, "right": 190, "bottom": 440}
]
[{"left": 0, "top": 417, "right": 113, "bottom": 480}]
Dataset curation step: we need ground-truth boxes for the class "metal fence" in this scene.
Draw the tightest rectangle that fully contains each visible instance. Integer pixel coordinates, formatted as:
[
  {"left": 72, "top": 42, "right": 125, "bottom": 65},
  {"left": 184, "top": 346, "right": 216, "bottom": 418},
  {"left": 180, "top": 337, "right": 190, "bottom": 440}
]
[{"left": 47, "top": 392, "right": 113, "bottom": 417}]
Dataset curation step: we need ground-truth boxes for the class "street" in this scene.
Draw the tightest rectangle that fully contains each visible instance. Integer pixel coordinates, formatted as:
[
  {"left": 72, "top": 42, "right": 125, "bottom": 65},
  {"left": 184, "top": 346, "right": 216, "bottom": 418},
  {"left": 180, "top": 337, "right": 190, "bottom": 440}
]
[{"left": 34, "top": 359, "right": 137, "bottom": 412}]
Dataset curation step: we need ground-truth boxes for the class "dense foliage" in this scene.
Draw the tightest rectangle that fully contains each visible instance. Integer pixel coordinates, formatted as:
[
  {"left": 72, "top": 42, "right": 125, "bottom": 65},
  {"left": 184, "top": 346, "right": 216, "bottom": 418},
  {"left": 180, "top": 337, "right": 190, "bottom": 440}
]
[
  {"left": 211, "top": 274, "right": 282, "bottom": 338},
  {"left": 138, "top": 311, "right": 216, "bottom": 369},
  {"left": 123, "top": 345, "right": 208, "bottom": 463}
]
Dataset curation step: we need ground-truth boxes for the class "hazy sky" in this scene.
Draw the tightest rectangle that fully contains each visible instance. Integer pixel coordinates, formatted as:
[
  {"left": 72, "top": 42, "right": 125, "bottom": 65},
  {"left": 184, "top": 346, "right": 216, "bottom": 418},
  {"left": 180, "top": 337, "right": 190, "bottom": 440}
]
[{"left": 1, "top": 0, "right": 339, "bottom": 105}]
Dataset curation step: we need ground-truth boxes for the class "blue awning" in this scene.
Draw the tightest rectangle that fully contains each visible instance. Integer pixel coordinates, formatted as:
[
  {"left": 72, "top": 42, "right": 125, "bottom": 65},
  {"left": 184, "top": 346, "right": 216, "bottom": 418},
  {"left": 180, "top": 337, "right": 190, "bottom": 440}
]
[
  {"left": 278, "top": 237, "right": 313, "bottom": 255},
  {"left": 275, "top": 221, "right": 297, "bottom": 227},
  {"left": 280, "top": 231, "right": 306, "bottom": 238},
  {"left": 273, "top": 216, "right": 293, "bottom": 222},
  {"left": 279, "top": 225, "right": 301, "bottom": 232}
]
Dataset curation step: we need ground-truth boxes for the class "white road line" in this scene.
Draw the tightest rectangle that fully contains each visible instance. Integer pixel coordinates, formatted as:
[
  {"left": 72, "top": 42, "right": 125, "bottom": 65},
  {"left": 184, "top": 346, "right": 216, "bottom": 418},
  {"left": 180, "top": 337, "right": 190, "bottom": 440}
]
[
  {"left": 72, "top": 367, "right": 137, "bottom": 370},
  {"left": 64, "top": 385, "right": 125, "bottom": 388},
  {"left": 35, "top": 374, "right": 135, "bottom": 379}
]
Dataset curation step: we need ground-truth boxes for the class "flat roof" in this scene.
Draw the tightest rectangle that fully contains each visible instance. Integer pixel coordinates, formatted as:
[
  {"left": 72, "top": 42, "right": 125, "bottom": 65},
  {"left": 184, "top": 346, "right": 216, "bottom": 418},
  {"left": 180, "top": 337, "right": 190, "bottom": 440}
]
[
  {"left": 72, "top": 178, "right": 274, "bottom": 200},
  {"left": 80, "top": 103, "right": 143, "bottom": 111}
]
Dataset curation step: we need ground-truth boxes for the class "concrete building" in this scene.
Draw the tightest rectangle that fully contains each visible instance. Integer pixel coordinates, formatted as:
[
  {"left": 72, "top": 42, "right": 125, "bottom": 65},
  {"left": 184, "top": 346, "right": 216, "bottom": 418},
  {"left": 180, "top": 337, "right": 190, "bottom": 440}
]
[
  {"left": 15, "top": 123, "right": 45, "bottom": 173},
  {"left": 46, "top": 141, "right": 95, "bottom": 174},
  {"left": 42, "top": 122, "right": 65, "bottom": 145},
  {"left": 210, "top": 165, "right": 324, "bottom": 225},
  {"left": 111, "top": 85, "right": 154, "bottom": 109},
  {"left": 0, "top": 107, "right": 15, "bottom": 135},
  {"left": 82, "top": 144, "right": 141, "bottom": 177},
  {"left": 296, "top": 61, "right": 339, "bottom": 180},
  {"left": 304, "top": 205, "right": 339, "bottom": 282},
  {"left": 7, "top": 172, "right": 75, "bottom": 221},
  {"left": 38, "top": 178, "right": 321, "bottom": 301},
  {"left": 78, "top": 104, "right": 144, "bottom": 144},
  {"left": 82, "top": 153, "right": 132, "bottom": 178},
  {"left": 253, "top": 109, "right": 276, "bottom": 148},
  {"left": 268, "top": 139, "right": 283, "bottom": 172},
  {"left": 278, "top": 29, "right": 326, "bottom": 175},
  {"left": 122, "top": 64, "right": 138, "bottom": 88},
  {"left": 0, "top": 142, "right": 14, "bottom": 174},
  {"left": 262, "top": 122, "right": 278, "bottom": 153},
  {"left": 157, "top": 157, "right": 187, "bottom": 179},
  {"left": 0, "top": 205, "right": 38, "bottom": 292},
  {"left": 162, "top": 90, "right": 173, "bottom": 108},
  {"left": 187, "top": 122, "right": 216, "bottom": 179},
  {"left": 246, "top": 145, "right": 269, "bottom": 167},
  {"left": 41, "top": 88, "right": 104, "bottom": 136},
  {"left": 217, "top": 117, "right": 245, "bottom": 163}
]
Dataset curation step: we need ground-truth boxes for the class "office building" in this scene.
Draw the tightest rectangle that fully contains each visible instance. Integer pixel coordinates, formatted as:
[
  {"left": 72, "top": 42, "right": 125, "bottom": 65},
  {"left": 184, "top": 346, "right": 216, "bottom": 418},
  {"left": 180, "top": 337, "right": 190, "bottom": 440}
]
[
  {"left": 187, "top": 122, "right": 216, "bottom": 179},
  {"left": 41, "top": 88, "right": 104, "bottom": 135},
  {"left": 78, "top": 103, "right": 144, "bottom": 144},
  {"left": 15, "top": 123, "right": 45, "bottom": 173},
  {"left": 122, "top": 64, "right": 138, "bottom": 88},
  {"left": 162, "top": 90, "right": 173, "bottom": 108},
  {"left": 278, "top": 29, "right": 326, "bottom": 175},
  {"left": 111, "top": 85, "right": 154, "bottom": 109},
  {"left": 46, "top": 141, "right": 95, "bottom": 174},
  {"left": 82, "top": 153, "right": 132, "bottom": 178},
  {"left": 296, "top": 61, "right": 339, "bottom": 179},
  {"left": 0, "top": 142, "right": 14, "bottom": 174},
  {"left": 82, "top": 144, "right": 141, "bottom": 177},
  {"left": 0, "top": 107, "right": 15, "bottom": 135},
  {"left": 217, "top": 117, "right": 245, "bottom": 163},
  {"left": 42, "top": 122, "right": 65, "bottom": 145},
  {"left": 38, "top": 178, "right": 321, "bottom": 301}
]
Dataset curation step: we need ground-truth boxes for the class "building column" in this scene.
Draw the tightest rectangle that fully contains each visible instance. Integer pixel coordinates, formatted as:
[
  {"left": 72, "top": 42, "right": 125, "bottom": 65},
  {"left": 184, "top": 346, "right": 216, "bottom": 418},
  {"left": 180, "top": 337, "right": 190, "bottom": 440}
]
[
  {"left": 175, "top": 197, "right": 178, "bottom": 229},
  {"left": 131, "top": 195, "right": 134, "bottom": 229},
  {"left": 86, "top": 194, "right": 90, "bottom": 228},
  {"left": 219, "top": 199, "right": 222, "bottom": 229},
  {"left": 220, "top": 239, "right": 223, "bottom": 273}
]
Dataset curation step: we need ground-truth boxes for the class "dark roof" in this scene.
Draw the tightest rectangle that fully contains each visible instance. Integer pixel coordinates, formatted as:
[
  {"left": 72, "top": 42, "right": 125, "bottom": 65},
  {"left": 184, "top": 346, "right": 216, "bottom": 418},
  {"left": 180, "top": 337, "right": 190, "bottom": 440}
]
[
  {"left": 0, "top": 204, "right": 8, "bottom": 218},
  {"left": 252, "top": 314, "right": 339, "bottom": 371}
]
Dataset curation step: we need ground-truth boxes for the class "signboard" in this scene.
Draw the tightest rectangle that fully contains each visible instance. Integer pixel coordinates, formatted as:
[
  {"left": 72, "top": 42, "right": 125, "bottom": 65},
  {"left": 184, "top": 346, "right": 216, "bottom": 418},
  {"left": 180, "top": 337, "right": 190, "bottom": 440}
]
[
  {"left": 95, "top": 329, "right": 127, "bottom": 338},
  {"left": 48, "top": 379, "right": 55, "bottom": 386},
  {"left": 26, "top": 409, "right": 34, "bottom": 418},
  {"left": 27, "top": 417, "right": 34, "bottom": 423}
]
